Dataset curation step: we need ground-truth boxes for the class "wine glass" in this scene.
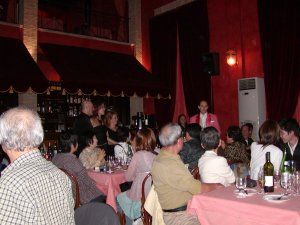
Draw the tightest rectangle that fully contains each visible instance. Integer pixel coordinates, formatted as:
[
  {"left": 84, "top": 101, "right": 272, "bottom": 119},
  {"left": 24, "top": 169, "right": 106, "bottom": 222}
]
[
  {"left": 235, "top": 177, "right": 247, "bottom": 198},
  {"left": 257, "top": 167, "right": 264, "bottom": 194}
]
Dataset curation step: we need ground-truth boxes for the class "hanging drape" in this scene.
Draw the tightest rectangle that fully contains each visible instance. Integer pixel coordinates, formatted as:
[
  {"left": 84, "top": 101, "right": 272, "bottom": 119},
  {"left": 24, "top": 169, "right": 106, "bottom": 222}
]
[
  {"left": 150, "top": 0, "right": 211, "bottom": 126},
  {"left": 150, "top": 11, "right": 177, "bottom": 127},
  {"left": 178, "top": 0, "right": 211, "bottom": 116},
  {"left": 258, "top": 0, "right": 300, "bottom": 121}
]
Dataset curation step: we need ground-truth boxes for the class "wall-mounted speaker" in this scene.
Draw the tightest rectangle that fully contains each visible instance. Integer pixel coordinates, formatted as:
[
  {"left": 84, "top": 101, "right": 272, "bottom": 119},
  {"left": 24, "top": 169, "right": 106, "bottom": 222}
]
[{"left": 201, "top": 52, "right": 220, "bottom": 76}]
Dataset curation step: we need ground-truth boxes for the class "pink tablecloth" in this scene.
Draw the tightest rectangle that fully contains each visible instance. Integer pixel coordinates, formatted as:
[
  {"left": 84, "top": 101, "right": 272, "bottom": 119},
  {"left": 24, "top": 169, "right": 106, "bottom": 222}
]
[
  {"left": 187, "top": 186, "right": 300, "bottom": 225},
  {"left": 88, "top": 170, "right": 126, "bottom": 211}
]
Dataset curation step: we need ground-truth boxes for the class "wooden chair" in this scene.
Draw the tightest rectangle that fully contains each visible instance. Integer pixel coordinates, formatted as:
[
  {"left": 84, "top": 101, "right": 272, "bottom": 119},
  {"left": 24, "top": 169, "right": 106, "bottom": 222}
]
[
  {"left": 191, "top": 166, "right": 200, "bottom": 180},
  {"left": 60, "top": 168, "right": 81, "bottom": 209},
  {"left": 141, "top": 173, "right": 152, "bottom": 225}
]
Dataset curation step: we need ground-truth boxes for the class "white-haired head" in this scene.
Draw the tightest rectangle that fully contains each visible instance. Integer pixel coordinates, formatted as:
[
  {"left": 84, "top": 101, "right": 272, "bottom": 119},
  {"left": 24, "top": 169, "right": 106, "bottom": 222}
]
[
  {"left": 159, "top": 123, "right": 182, "bottom": 147},
  {"left": 0, "top": 107, "right": 44, "bottom": 151}
]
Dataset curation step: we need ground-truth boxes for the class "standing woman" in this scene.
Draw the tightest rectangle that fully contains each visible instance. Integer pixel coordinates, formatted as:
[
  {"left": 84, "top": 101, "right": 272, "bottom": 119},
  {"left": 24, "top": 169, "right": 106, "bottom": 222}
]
[
  {"left": 177, "top": 114, "right": 188, "bottom": 138},
  {"left": 104, "top": 110, "right": 121, "bottom": 157},
  {"left": 117, "top": 128, "right": 157, "bottom": 224},
  {"left": 91, "top": 102, "right": 108, "bottom": 150},
  {"left": 250, "top": 120, "right": 283, "bottom": 180}
]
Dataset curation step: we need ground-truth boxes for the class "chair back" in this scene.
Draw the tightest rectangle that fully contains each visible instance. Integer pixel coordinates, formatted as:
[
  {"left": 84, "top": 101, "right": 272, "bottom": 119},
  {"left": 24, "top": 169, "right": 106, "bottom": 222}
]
[
  {"left": 141, "top": 173, "right": 152, "bottom": 225},
  {"left": 75, "top": 202, "right": 120, "bottom": 225},
  {"left": 60, "top": 168, "right": 81, "bottom": 209},
  {"left": 191, "top": 166, "right": 200, "bottom": 180}
]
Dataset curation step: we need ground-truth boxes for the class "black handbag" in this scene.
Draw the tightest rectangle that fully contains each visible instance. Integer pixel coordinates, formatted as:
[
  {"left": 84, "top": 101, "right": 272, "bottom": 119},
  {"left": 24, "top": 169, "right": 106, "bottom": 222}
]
[{"left": 119, "top": 181, "right": 133, "bottom": 192}]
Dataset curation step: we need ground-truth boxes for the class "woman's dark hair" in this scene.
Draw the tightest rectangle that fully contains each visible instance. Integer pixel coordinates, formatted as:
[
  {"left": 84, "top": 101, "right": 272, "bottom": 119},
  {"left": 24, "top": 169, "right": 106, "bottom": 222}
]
[
  {"left": 200, "top": 127, "right": 220, "bottom": 150},
  {"left": 135, "top": 128, "right": 156, "bottom": 152},
  {"left": 59, "top": 132, "right": 78, "bottom": 153},
  {"left": 177, "top": 114, "right": 187, "bottom": 126},
  {"left": 186, "top": 123, "right": 201, "bottom": 140},
  {"left": 227, "top": 126, "right": 243, "bottom": 142},
  {"left": 85, "top": 132, "right": 95, "bottom": 147},
  {"left": 117, "top": 126, "right": 130, "bottom": 142},
  {"left": 259, "top": 120, "right": 280, "bottom": 146}
]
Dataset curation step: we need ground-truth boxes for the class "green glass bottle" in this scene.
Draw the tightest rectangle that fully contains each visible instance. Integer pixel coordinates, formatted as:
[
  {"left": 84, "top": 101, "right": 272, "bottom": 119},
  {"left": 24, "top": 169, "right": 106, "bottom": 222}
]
[
  {"left": 264, "top": 152, "right": 274, "bottom": 192},
  {"left": 280, "top": 147, "right": 291, "bottom": 174}
]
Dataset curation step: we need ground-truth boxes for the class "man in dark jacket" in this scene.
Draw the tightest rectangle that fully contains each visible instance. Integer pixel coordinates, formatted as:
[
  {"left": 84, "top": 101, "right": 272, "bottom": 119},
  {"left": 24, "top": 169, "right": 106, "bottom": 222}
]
[
  {"left": 279, "top": 118, "right": 300, "bottom": 170},
  {"left": 179, "top": 123, "right": 205, "bottom": 171},
  {"left": 73, "top": 100, "right": 94, "bottom": 157}
]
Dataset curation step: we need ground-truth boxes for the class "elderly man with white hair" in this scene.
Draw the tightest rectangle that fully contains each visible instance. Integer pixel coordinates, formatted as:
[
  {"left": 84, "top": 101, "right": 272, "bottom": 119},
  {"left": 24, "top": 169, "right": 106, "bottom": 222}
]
[
  {"left": 0, "top": 107, "right": 75, "bottom": 225},
  {"left": 151, "top": 123, "right": 221, "bottom": 225}
]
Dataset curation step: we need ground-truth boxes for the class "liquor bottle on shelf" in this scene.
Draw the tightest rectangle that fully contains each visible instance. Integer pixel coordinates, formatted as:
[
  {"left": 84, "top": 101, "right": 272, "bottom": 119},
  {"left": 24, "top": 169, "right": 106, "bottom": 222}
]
[
  {"left": 41, "top": 101, "right": 46, "bottom": 114},
  {"left": 137, "top": 112, "right": 144, "bottom": 130},
  {"left": 70, "top": 95, "right": 73, "bottom": 104},
  {"left": 264, "top": 152, "right": 274, "bottom": 192}
]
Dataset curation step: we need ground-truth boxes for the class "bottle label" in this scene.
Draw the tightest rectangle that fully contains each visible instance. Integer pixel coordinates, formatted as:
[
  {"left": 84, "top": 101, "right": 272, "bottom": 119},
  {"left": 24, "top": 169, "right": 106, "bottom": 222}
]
[{"left": 264, "top": 176, "right": 273, "bottom": 187}]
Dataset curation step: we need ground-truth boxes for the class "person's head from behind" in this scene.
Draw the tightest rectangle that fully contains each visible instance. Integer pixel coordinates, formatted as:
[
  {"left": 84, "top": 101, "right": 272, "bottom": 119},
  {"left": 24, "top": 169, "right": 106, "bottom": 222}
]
[
  {"left": 85, "top": 132, "right": 98, "bottom": 149},
  {"left": 59, "top": 132, "right": 78, "bottom": 154},
  {"left": 0, "top": 107, "right": 43, "bottom": 155},
  {"left": 159, "top": 123, "right": 183, "bottom": 153},
  {"left": 104, "top": 110, "right": 118, "bottom": 128},
  {"left": 259, "top": 120, "right": 280, "bottom": 146},
  {"left": 185, "top": 123, "right": 201, "bottom": 141},
  {"left": 200, "top": 127, "right": 220, "bottom": 151},
  {"left": 81, "top": 100, "right": 94, "bottom": 116},
  {"left": 134, "top": 128, "right": 156, "bottom": 152},
  {"left": 117, "top": 126, "right": 130, "bottom": 143},
  {"left": 226, "top": 126, "right": 243, "bottom": 144},
  {"left": 198, "top": 100, "right": 209, "bottom": 115},
  {"left": 241, "top": 123, "right": 253, "bottom": 139},
  {"left": 177, "top": 114, "right": 187, "bottom": 127},
  {"left": 279, "top": 118, "right": 299, "bottom": 144}
]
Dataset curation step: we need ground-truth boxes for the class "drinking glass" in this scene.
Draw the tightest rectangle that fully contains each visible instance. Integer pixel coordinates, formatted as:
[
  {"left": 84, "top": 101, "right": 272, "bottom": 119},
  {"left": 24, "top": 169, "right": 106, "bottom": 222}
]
[
  {"left": 257, "top": 167, "right": 264, "bottom": 194},
  {"left": 235, "top": 177, "right": 247, "bottom": 198},
  {"left": 281, "top": 172, "right": 290, "bottom": 195},
  {"left": 293, "top": 171, "right": 300, "bottom": 196},
  {"left": 274, "top": 170, "right": 280, "bottom": 188}
]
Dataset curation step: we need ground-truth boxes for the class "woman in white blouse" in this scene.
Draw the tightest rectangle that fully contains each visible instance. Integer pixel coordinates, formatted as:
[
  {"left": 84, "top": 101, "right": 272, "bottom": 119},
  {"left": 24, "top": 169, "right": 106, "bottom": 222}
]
[{"left": 250, "top": 120, "right": 283, "bottom": 180}]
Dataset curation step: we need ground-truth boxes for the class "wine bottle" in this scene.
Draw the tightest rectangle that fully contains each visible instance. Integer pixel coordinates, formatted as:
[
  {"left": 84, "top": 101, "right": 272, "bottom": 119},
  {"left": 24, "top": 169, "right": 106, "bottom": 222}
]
[
  {"left": 280, "top": 146, "right": 291, "bottom": 174},
  {"left": 264, "top": 152, "right": 274, "bottom": 192}
]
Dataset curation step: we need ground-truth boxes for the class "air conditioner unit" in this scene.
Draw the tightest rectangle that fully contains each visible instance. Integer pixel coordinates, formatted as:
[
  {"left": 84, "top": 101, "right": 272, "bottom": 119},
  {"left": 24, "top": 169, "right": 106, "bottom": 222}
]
[{"left": 238, "top": 77, "right": 266, "bottom": 141}]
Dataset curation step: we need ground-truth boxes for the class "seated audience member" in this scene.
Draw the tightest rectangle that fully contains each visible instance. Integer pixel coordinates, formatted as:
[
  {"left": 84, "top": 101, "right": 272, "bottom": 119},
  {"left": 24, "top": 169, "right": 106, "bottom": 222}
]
[
  {"left": 79, "top": 133, "right": 106, "bottom": 169},
  {"left": 189, "top": 100, "right": 221, "bottom": 133},
  {"left": 241, "top": 123, "right": 254, "bottom": 147},
  {"left": 250, "top": 120, "right": 283, "bottom": 180},
  {"left": 114, "top": 126, "right": 132, "bottom": 162},
  {"left": 117, "top": 128, "right": 157, "bottom": 224},
  {"left": 222, "top": 126, "right": 249, "bottom": 164},
  {"left": 0, "top": 107, "right": 75, "bottom": 224},
  {"left": 198, "top": 127, "right": 235, "bottom": 187},
  {"left": 179, "top": 123, "right": 205, "bottom": 171},
  {"left": 0, "top": 147, "right": 7, "bottom": 173},
  {"left": 52, "top": 132, "right": 105, "bottom": 204},
  {"left": 279, "top": 118, "right": 300, "bottom": 170},
  {"left": 151, "top": 123, "right": 221, "bottom": 225},
  {"left": 177, "top": 114, "right": 188, "bottom": 137}
]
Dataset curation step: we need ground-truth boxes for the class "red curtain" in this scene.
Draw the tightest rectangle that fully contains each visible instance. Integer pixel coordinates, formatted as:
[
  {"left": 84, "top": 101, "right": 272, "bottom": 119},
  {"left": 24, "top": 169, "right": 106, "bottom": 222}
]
[{"left": 258, "top": 0, "right": 300, "bottom": 121}]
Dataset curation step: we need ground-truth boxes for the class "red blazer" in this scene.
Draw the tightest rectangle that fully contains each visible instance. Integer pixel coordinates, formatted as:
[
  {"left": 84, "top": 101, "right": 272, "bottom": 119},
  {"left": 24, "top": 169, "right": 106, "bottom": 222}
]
[{"left": 189, "top": 113, "right": 221, "bottom": 133}]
